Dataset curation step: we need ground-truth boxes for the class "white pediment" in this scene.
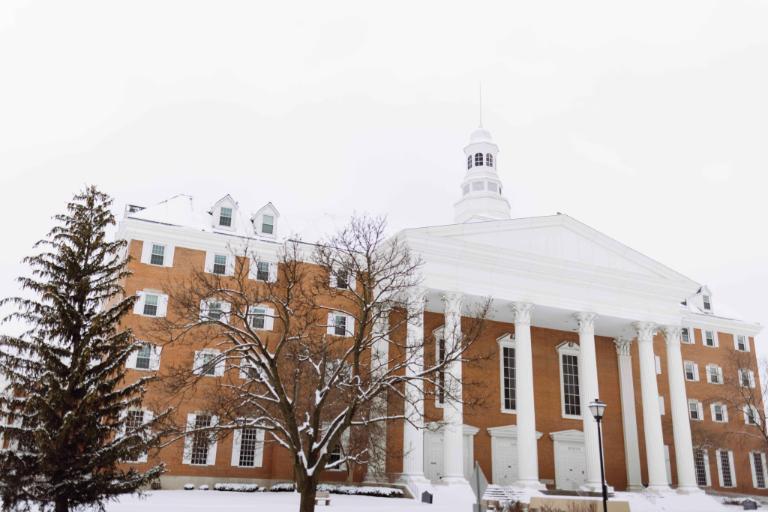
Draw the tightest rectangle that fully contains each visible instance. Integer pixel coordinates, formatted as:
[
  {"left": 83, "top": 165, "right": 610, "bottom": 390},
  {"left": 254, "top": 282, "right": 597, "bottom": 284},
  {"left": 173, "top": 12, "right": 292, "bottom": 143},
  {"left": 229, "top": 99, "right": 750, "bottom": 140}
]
[{"left": 404, "top": 214, "right": 694, "bottom": 283}]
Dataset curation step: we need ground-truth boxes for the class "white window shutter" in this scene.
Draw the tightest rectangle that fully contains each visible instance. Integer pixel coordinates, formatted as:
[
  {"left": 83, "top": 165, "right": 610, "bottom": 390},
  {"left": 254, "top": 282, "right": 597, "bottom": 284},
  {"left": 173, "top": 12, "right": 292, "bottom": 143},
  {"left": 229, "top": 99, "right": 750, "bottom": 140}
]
[
  {"left": 655, "top": 356, "right": 661, "bottom": 375},
  {"left": 165, "top": 244, "right": 175, "bottom": 267},
  {"left": 182, "top": 413, "right": 195, "bottom": 464},
  {"left": 136, "top": 409, "right": 150, "bottom": 463},
  {"left": 704, "top": 451, "right": 711, "bottom": 486},
  {"left": 204, "top": 251, "right": 214, "bottom": 273},
  {"left": 215, "top": 353, "right": 226, "bottom": 376},
  {"left": 226, "top": 255, "right": 236, "bottom": 276},
  {"left": 157, "top": 294, "right": 168, "bottom": 318},
  {"left": 751, "top": 452, "right": 758, "bottom": 488},
  {"left": 723, "top": 405, "right": 729, "bottom": 422},
  {"left": 348, "top": 271, "right": 356, "bottom": 291},
  {"left": 265, "top": 307, "right": 275, "bottom": 331},
  {"left": 254, "top": 429, "right": 265, "bottom": 467},
  {"left": 140, "top": 241, "right": 153, "bottom": 264},
  {"left": 133, "top": 292, "right": 145, "bottom": 315},
  {"left": 716, "top": 450, "right": 724, "bottom": 487},
  {"left": 327, "top": 313, "right": 335, "bottom": 335},
  {"left": 729, "top": 451, "right": 737, "bottom": 486},
  {"left": 199, "top": 299, "right": 208, "bottom": 321},
  {"left": 694, "top": 364, "right": 700, "bottom": 382},
  {"left": 150, "top": 345, "right": 162, "bottom": 371},
  {"left": 268, "top": 262, "right": 278, "bottom": 282},
  {"left": 222, "top": 302, "right": 232, "bottom": 324},
  {"left": 193, "top": 351, "right": 203, "bottom": 375},
  {"left": 231, "top": 428, "right": 242, "bottom": 466},
  {"left": 329, "top": 270, "right": 337, "bottom": 289},
  {"left": 346, "top": 315, "right": 355, "bottom": 337},
  {"left": 126, "top": 344, "right": 139, "bottom": 369},
  {"left": 207, "top": 416, "right": 219, "bottom": 465}
]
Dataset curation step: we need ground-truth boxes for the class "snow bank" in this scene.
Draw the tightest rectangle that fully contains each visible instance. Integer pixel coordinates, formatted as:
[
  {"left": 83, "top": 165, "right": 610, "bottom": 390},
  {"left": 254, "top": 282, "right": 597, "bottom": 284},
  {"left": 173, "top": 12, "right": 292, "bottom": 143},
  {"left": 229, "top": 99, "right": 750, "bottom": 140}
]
[
  {"left": 214, "top": 483, "right": 261, "bottom": 492},
  {"left": 269, "top": 482, "right": 403, "bottom": 498}
]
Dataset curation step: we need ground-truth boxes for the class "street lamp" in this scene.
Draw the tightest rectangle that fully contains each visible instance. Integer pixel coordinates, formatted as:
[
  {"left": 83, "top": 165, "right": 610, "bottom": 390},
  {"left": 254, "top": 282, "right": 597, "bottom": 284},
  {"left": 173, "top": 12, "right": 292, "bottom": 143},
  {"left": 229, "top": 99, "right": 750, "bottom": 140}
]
[{"left": 588, "top": 399, "right": 608, "bottom": 512}]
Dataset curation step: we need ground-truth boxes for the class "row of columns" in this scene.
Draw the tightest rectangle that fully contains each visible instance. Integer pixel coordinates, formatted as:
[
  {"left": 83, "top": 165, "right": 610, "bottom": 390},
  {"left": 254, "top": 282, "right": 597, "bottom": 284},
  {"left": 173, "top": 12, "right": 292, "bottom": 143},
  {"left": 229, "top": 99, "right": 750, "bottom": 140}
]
[{"left": 400, "top": 291, "right": 701, "bottom": 494}]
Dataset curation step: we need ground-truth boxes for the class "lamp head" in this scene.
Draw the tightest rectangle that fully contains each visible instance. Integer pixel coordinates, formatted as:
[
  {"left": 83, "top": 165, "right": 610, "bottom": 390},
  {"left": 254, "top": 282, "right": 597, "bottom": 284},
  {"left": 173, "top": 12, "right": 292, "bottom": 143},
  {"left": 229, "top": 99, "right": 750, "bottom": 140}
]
[{"left": 589, "top": 399, "right": 607, "bottom": 420}]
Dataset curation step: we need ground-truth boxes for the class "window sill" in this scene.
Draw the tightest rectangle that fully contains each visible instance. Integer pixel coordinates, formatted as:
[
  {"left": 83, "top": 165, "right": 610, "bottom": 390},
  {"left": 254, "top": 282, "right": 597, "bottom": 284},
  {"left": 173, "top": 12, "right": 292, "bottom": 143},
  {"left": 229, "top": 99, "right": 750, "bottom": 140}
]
[
  {"left": 562, "top": 414, "right": 582, "bottom": 421},
  {"left": 500, "top": 408, "right": 517, "bottom": 415}
]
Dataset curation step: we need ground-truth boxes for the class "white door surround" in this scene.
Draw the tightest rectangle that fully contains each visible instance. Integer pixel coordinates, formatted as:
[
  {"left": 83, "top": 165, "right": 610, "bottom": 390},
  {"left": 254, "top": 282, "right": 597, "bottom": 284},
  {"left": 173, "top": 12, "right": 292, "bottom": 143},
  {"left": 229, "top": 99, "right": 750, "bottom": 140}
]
[
  {"left": 489, "top": 425, "right": 543, "bottom": 487},
  {"left": 423, "top": 423, "right": 480, "bottom": 484},
  {"left": 550, "top": 430, "right": 587, "bottom": 491}
]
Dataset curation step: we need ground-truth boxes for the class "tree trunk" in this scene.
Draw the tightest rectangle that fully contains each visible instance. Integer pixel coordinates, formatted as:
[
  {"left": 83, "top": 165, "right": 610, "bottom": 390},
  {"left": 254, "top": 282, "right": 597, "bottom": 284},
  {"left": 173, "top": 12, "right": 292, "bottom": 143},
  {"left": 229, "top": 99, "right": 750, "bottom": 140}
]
[
  {"left": 299, "top": 482, "right": 317, "bottom": 512},
  {"left": 54, "top": 497, "right": 68, "bottom": 512}
]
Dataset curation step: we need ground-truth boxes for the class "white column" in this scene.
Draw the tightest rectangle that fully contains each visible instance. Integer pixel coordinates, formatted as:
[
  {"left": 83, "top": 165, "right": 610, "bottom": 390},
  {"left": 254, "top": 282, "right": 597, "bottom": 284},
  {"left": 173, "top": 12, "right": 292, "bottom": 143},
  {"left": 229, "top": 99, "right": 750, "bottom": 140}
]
[
  {"left": 662, "top": 326, "right": 700, "bottom": 493},
  {"left": 441, "top": 292, "right": 469, "bottom": 486},
  {"left": 401, "top": 290, "right": 430, "bottom": 489},
  {"left": 614, "top": 337, "right": 644, "bottom": 491},
  {"left": 512, "top": 302, "right": 544, "bottom": 489},
  {"left": 634, "top": 322, "right": 670, "bottom": 491},
  {"left": 575, "top": 312, "right": 604, "bottom": 492},
  {"left": 365, "top": 306, "right": 390, "bottom": 482}
]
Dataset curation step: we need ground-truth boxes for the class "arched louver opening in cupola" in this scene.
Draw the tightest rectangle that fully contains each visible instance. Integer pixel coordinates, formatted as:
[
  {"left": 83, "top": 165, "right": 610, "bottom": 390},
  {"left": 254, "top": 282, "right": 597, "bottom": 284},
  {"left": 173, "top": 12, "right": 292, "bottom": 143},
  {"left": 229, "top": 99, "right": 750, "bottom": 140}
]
[
  {"left": 474, "top": 152, "right": 484, "bottom": 166},
  {"left": 486, "top": 153, "right": 494, "bottom": 167},
  {"left": 467, "top": 155, "right": 473, "bottom": 170}
]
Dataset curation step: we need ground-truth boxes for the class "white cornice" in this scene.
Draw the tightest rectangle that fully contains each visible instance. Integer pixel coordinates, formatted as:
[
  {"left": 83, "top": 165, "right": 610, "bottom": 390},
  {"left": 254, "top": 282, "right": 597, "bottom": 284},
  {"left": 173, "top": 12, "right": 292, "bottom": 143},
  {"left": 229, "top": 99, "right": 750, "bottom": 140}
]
[{"left": 683, "top": 311, "right": 762, "bottom": 337}]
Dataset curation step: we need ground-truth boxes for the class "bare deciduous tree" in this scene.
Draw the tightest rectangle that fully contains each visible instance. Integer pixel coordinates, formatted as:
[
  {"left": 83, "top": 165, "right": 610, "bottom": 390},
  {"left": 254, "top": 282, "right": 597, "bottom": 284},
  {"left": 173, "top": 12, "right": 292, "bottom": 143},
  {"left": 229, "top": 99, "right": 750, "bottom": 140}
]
[{"left": 158, "top": 215, "right": 490, "bottom": 512}]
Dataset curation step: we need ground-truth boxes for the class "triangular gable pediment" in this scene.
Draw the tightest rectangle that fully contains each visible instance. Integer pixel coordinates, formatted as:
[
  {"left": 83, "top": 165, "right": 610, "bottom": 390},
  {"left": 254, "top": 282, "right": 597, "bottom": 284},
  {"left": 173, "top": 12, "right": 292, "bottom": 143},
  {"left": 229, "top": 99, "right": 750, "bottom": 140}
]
[{"left": 402, "top": 214, "right": 696, "bottom": 284}]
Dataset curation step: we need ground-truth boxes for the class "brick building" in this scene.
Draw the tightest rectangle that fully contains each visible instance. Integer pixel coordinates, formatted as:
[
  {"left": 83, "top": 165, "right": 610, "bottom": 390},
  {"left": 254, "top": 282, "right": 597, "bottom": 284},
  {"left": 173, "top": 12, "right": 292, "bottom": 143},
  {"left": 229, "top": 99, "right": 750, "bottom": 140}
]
[{"left": 115, "top": 124, "right": 764, "bottom": 501}]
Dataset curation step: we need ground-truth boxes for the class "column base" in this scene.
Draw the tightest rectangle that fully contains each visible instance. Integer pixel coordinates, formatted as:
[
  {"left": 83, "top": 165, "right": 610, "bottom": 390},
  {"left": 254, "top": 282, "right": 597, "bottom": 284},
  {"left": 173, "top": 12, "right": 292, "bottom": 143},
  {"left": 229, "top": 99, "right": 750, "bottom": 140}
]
[
  {"left": 626, "top": 484, "right": 645, "bottom": 492},
  {"left": 675, "top": 485, "right": 704, "bottom": 494},
  {"left": 399, "top": 474, "right": 433, "bottom": 500},
  {"left": 515, "top": 479, "right": 547, "bottom": 491},
  {"left": 579, "top": 482, "right": 614, "bottom": 494},
  {"left": 643, "top": 484, "right": 672, "bottom": 494}
]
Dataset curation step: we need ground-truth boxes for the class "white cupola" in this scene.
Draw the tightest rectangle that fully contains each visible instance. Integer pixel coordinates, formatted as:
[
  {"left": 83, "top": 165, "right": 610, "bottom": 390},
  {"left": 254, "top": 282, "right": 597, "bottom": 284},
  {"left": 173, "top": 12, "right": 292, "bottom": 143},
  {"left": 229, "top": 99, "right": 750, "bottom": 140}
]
[{"left": 453, "top": 125, "right": 511, "bottom": 223}]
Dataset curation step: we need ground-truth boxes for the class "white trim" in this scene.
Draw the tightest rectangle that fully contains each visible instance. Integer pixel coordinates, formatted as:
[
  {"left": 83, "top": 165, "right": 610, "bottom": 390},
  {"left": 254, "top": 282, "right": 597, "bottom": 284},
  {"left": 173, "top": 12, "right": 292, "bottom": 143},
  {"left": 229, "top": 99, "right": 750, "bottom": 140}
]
[
  {"left": 702, "top": 329, "right": 719, "bottom": 348},
  {"left": 739, "top": 368, "right": 756, "bottom": 389},
  {"left": 750, "top": 451, "right": 768, "bottom": 489},
  {"left": 716, "top": 449, "right": 737, "bottom": 488},
  {"left": 434, "top": 326, "right": 446, "bottom": 409},
  {"left": 329, "top": 266, "right": 356, "bottom": 291},
  {"left": 655, "top": 355, "right": 662, "bottom": 375},
  {"left": 557, "top": 341, "right": 581, "bottom": 420},
  {"left": 694, "top": 449, "right": 712, "bottom": 487},
  {"left": 182, "top": 413, "right": 219, "bottom": 466},
  {"left": 735, "top": 333, "right": 751, "bottom": 352},
  {"left": 658, "top": 395, "right": 665, "bottom": 416},
  {"left": 327, "top": 311, "right": 354, "bottom": 337},
  {"left": 688, "top": 399, "right": 704, "bottom": 421},
  {"left": 683, "top": 360, "right": 699, "bottom": 382},
  {"left": 126, "top": 342, "right": 161, "bottom": 371},
  {"left": 497, "top": 334, "right": 516, "bottom": 414},
  {"left": 231, "top": 422, "right": 265, "bottom": 468},
  {"left": 205, "top": 251, "right": 235, "bottom": 276},
  {"left": 248, "top": 305, "right": 275, "bottom": 331},
  {"left": 132, "top": 291, "right": 168, "bottom": 318},
  {"left": 705, "top": 364, "right": 723, "bottom": 385},
  {"left": 140, "top": 240, "right": 175, "bottom": 267},
  {"left": 744, "top": 405, "right": 760, "bottom": 425},
  {"left": 680, "top": 326, "right": 694, "bottom": 344},
  {"left": 193, "top": 349, "right": 225, "bottom": 377},
  {"left": 711, "top": 402, "right": 728, "bottom": 423},
  {"left": 200, "top": 299, "right": 231, "bottom": 324}
]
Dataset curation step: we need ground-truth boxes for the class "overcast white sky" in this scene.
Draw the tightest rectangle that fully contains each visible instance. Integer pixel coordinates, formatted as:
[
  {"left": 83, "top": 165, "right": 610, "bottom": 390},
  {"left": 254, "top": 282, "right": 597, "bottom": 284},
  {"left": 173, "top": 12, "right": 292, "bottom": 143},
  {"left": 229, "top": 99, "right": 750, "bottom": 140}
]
[{"left": 1, "top": 1, "right": 766, "bottom": 351}]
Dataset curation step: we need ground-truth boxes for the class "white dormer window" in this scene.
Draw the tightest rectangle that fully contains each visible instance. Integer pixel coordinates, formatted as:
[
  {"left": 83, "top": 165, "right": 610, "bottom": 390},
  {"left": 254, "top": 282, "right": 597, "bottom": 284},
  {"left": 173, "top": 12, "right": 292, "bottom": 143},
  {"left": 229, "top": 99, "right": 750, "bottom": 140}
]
[
  {"left": 261, "top": 215, "right": 274, "bottom": 235},
  {"left": 735, "top": 334, "right": 750, "bottom": 352},
  {"left": 219, "top": 207, "right": 233, "bottom": 227},
  {"left": 703, "top": 295, "right": 712, "bottom": 312},
  {"left": 474, "top": 152, "right": 483, "bottom": 166}
]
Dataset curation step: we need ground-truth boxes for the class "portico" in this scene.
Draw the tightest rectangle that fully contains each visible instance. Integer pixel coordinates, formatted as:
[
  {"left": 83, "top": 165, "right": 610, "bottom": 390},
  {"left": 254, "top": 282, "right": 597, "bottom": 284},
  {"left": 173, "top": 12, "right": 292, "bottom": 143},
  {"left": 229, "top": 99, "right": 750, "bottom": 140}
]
[{"left": 396, "top": 213, "right": 703, "bottom": 498}]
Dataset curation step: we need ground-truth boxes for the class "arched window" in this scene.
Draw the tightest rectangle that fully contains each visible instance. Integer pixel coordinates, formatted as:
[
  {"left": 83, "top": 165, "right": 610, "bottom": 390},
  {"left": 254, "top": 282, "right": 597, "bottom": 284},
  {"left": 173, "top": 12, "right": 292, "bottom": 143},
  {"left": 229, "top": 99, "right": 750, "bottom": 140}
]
[
  {"left": 467, "top": 155, "right": 472, "bottom": 169},
  {"left": 486, "top": 153, "right": 494, "bottom": 167},
  {"left": 474, "top": 153, "right": 484, "bottom": 166}
]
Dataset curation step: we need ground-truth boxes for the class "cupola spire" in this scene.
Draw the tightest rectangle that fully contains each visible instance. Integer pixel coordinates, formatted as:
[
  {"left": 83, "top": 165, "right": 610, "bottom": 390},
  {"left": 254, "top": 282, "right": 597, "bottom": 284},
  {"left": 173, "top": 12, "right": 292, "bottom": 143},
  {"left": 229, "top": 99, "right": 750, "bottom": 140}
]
[{"left": 452, "top": 119, "right": 511, "bottom": 223}]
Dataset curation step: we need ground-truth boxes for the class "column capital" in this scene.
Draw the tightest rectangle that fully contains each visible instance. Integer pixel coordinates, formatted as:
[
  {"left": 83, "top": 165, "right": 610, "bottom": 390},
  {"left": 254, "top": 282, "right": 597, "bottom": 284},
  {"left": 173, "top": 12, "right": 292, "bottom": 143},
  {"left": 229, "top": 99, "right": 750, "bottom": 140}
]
[
  {"left": 510, "top": 302, "right": 534, "bottom": 325},
  {"left": 441, "top": 291, "right": 463, "bottom": 312},
  {"left": 574, "top": 312, "right": 597, "bottom": 332},
  {"left": 661, "top": 326, "right": 682, "bottom": 347},
  {"left": 406, "top": 287, "right": 427, "bottom": 315},
  {"left": 613, "top": 337, "right": 633, "bottom": 357},
  {"left": 632, "top": 321, "right": 657, "bottom": 342}
]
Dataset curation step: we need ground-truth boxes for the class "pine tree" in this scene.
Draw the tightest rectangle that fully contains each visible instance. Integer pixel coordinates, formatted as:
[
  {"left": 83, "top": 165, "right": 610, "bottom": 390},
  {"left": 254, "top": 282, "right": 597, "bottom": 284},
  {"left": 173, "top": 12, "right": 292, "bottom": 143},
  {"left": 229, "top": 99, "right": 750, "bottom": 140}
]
[{"left": 0, "top": 186, "right": 167, "bottom": 512}]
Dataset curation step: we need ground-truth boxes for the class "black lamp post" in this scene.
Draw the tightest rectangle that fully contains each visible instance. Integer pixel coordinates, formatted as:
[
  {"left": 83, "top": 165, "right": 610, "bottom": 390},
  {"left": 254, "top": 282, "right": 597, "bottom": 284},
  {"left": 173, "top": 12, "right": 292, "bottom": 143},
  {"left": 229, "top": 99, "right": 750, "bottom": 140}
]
[{"left": 588, "top": 398, "right": 608, "bottom": 512}]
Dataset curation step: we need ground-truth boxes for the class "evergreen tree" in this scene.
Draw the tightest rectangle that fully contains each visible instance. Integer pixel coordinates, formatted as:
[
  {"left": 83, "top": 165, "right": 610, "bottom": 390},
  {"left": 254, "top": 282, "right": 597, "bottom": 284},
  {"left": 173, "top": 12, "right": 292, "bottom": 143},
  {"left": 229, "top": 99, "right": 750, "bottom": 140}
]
[{"left": 0, "top": 186, "right": 166, "bottom": 512}]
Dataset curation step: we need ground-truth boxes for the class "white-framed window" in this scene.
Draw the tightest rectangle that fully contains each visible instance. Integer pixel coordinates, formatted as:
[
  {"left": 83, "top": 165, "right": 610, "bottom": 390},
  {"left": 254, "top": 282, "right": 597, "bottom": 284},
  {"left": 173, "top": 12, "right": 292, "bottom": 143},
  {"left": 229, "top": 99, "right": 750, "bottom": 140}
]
[
  {"left": 140, "top": 241, "right": 174, "bottom": 267},
  {"left": 126, "top": 342, "right": 161, "bottom": 371},
  {"left": 694, "top": 449, "right": 711, "bottom": 487},
  {"left": 716, "top": 449, "right": 736, "bottom": 488},
  {"left": 659, "top": 396, "right": 665, "bottom": 415},
  {"left": 324, "top": 425, "right": 351, "bottom": 472},
  {"left": 557, "top": 342, "right": 581, "bottom": 419},
  {"left": 261, "top": 214, "right": 274, "bottom": 235},
  {"left": 205, "top": 251, "right": 234, "bottom": 276},
  {"left": 706, "top": 364, "right": 723, "bottom": 385},
  {"left": 684, "top": 360, "right": 699, "bottom": 381},
  {"left": 133, "top": 291, "right": 168, "bottom": 318},
  {"left": 655, "top": 355, "right": 662, "bottom": 375},
  {"left": 474, "top": 152, "right": 483, "bottom": 166},
  {"left": 249, "top": 260, "right": 277, "bottom": 282},
  {"left": 200, "top": 299, "right": 231, "bottom": 323},
  {"left": 498, "top": 335, "right": 516, "bottom": 414},
  {"left": 735, "top": 334, "right": 750, "bottom": 352},
  {"left": 681, "top": 327, "right": 693, "bottom": 344},
  {"left": 703, "top": 294, "right": 712, "bottom": 312},
  {"left": 751, "top": 452, "right": 768, "bottom": 489},
  {"left": 744, "top": 405, "right": 760, "bottom": 426},
  {"left": 182, "top": 413, "right": 218, "bottom": 466},
  {"left": 219, "top": 206, "right": 233, "bottom": 228},
  {"left": 434, "top": 327, "right": 446, "bottom": 408},
  {"left": 122, "top": 409, "right": 153, "bottom": 463},
  {"left": 711, "top": 403, "right": 728, "bottom": 423},
  {"left": 239, "top": 357, "right": 265, "bottom": 381},
  {"left": 231, "top": 422, "right": 265, "bottom": 468},
  {"left": 486, "top": 153, "right": 494, "bottom": 167},
  {"left": 330, "top": 267, "right": 356, "bottom": 290},
  {"left": 703, "top": 330, "right": 718, "bottom": 348},
  {"left": 248, "top": 305, "right": 275, "bottom": 331},
  {"left": 193, "top": 350, "right": 225, "bottom": 377},
  {"left": 327, "top": 312, "right": 354, "bottom": 337},
  {"left": 688, "top": 399, "right": 704, "bottom": 421},
  {"left": 739, "top": 368, "right": 756, "bottom": 388}
]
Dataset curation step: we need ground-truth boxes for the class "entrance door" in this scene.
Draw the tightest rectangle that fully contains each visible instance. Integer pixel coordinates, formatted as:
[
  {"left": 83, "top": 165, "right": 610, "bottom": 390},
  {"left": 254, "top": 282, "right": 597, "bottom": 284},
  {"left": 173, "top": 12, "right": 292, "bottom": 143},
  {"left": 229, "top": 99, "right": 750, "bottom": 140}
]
[
  {"left": 424, "top": 430, "right": 444, "bottom": 483},
  {"left": 492, "top": 437, "right": 518, "bottom": 485},
  {"left": 555, "top": 442, "right": 586, "bottom": 491}
]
